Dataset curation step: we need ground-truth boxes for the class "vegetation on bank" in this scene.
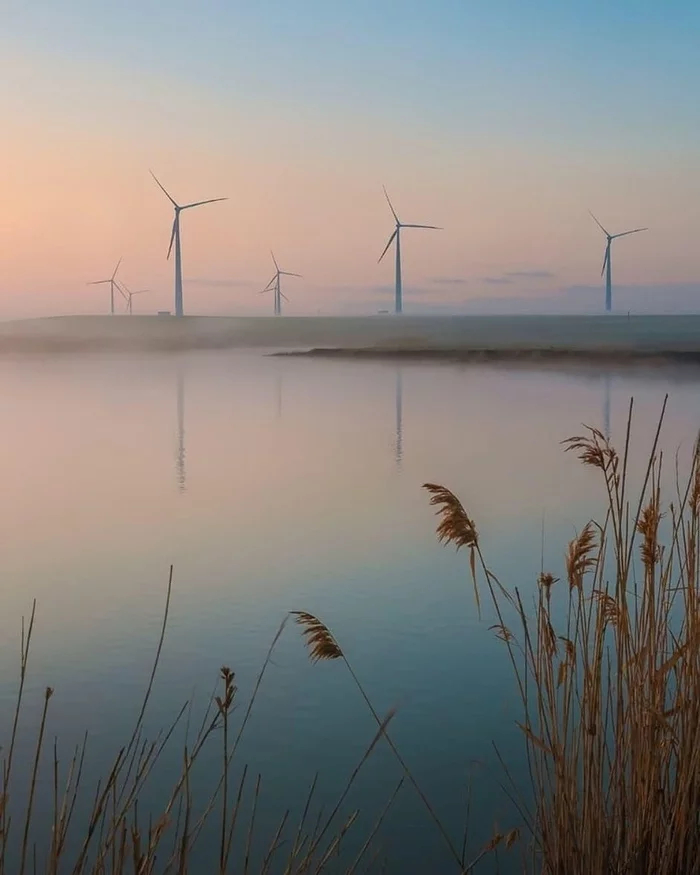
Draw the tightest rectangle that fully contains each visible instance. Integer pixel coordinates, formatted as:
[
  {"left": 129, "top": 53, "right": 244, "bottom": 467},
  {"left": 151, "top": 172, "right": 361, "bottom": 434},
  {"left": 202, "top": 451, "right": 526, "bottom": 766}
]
[{"left": 2, "top": 394, "right": 699, "bottom": 872}]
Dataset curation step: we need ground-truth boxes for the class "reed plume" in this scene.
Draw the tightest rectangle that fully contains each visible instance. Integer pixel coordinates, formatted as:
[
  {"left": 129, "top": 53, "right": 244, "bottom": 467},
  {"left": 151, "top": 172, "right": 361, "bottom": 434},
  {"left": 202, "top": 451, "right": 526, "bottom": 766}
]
[
  {"left": 423, "top": 483, "right": 482, "bottom": 618},
  {"left": 291, "top": 611, "right": 343, "bottom": 663}
]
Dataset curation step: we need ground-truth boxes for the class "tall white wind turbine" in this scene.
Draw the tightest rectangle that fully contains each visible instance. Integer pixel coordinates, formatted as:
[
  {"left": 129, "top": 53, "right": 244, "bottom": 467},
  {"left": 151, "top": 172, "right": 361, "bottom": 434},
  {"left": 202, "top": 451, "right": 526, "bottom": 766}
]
[
  {"left": 150, "top": 171, "right": 227, "bottom": 317},
  {"left": 589, "top": 211, "right": 647, "bottom": 313},
  {"left": 378, "top": 187, "right": 440, "bottom": 314},
  {"left": 259, "top": 251, "right": 301, "bottom": 315},
  {"left": 87, "top": 258, "right": 122, "bottom": 314}
]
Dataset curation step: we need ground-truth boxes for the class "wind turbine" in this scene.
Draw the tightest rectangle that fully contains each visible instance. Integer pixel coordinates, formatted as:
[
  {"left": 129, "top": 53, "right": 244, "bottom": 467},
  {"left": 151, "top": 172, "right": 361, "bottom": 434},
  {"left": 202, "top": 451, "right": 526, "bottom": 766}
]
[
  {"left": 87, "top": 258, "right": 122, "bottom": 314},
  {"left": 378, "top": 187, "right": 440, "bottom": 314},
  {"left": 589, "top": 211, "right": 647, "bottom": 313},
  {"left": 150, "top": 171, "right": 227, "bottom": 317},
  {"left": 118, "top": 282, "right": 150, "bottom": 315},
  {"left": 259, "top": 251, "right": 301, "bottom": 315}
]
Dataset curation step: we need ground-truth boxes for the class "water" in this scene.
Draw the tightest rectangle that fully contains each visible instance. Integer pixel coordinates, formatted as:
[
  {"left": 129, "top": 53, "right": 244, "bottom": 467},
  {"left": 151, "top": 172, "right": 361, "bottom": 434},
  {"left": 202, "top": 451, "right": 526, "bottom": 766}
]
[{"left": 0, "top": 350, "right": 699, "bottom": 872}]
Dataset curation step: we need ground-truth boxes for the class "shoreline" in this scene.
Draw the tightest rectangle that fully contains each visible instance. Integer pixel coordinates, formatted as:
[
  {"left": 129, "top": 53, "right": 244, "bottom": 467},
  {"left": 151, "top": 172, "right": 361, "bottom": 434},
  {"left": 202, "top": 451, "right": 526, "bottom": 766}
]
[
  {"left": 3, "top": 314, "right": 700, "bottom": 361},
  {"left": 271, "top": 346, "right": 700, "bottom": 367}
]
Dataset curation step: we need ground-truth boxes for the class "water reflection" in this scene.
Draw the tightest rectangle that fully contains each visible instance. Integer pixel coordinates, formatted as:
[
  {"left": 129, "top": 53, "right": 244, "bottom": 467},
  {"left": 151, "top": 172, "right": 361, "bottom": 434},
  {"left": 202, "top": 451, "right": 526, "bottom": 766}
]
[
  {"left": 1, "top": 354, "right": 700, "bottom": 874},
  {"left": 176, "top": 365, "right": 186, "bottom": 494},
  {"left": 394, "top": 369, "right": 403, "bottom": 469}
]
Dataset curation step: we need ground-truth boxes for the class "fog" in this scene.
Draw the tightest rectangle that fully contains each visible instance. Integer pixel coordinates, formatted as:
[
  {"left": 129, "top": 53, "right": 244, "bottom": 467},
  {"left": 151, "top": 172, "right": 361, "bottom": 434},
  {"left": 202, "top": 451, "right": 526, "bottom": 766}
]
[{"left": 2, "top": 313, "right": 700, "bottom": 357}]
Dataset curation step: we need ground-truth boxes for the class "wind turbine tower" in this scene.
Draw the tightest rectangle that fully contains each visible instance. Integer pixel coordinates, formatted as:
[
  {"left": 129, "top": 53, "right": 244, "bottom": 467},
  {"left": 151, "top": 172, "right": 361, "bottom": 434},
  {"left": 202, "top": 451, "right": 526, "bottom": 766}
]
[
  {"left": 150, "top": 171, "right": 227, "bottom": 317},
  {"left": 378, "top": 187, "right": 440, "bottom": 314},
  {"left": 589, "top": 211, "right": 647, "bottom": 312},
  {"left": 87, "top": 258, "right": 123, "bottom": 314},
  {"left": 259, "top": 252, "right": 301, "bottom": 315}
]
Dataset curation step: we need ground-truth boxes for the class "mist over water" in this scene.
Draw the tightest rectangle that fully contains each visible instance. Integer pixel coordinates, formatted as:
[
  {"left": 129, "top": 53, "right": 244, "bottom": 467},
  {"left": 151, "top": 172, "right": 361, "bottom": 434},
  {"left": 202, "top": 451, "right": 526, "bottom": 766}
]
[{"left": 0, "top": 349, "right": 698, "bottom": 871}]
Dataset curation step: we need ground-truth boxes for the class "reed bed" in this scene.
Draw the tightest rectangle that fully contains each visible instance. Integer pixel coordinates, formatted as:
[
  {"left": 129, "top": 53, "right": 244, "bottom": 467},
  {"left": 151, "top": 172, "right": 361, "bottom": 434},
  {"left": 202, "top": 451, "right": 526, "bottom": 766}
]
[
  {"left": 422, "top": 394, "right": 700, "bottom": 873},
  {"left": 0, "top": 574, "right": 406, "bottom": 875}
]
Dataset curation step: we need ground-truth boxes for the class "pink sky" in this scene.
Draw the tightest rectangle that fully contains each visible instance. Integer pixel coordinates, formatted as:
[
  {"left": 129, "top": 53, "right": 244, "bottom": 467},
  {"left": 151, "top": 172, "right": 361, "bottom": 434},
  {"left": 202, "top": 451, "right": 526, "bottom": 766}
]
[{"left": 2, "top": 23, "right": 699, "bottom": 319}]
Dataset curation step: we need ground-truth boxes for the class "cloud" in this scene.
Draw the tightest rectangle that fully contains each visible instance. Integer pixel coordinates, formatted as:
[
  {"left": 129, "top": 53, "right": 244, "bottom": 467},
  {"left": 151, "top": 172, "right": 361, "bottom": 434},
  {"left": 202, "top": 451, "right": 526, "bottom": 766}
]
[
  {"left": 429, "top": 276, "right": 469, "bottom": 285},
  {"left": 434, "top": 282, "right": 700, "bottom": 315},
  {"left": 481, "top": 276, "right": 513, "bottom": 285},
  {"left": 429, "top": 272, "right": 554, "bottom": 287},
  {"left": 186, "top": 277, "right": 255, "bottom": 288},
  {"left": 504, "top": 270, "right": 555, "bottom": 279}
]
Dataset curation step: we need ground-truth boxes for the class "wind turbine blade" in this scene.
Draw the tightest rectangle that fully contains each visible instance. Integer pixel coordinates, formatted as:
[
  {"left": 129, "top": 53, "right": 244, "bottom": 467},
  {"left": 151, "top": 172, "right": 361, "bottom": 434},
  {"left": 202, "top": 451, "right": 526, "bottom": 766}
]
[
  {"left": 382, "top": 186, "right": 400, "bottom": 223},
  {"left": 149, "top": 170, "right": 178, "bottom": 207},
  {"left": 258, "top": 276, "right": 277, "bottom": 293},
  {"left": 111, "top": 257, "right": 122, "bottom": 280},
  {"left": 167, "top": 218, "right": 177, "bottom": 260},
  {"left": 280, "top": 271, "right": 302, "bottom": 277},
  {"left": 181, "top": 197, "right": 228, "bottom": 210},
  {"left": 87, "top": 280, "right": 110, "bottom": 286},
  {"left": 378, "top": 230, "right": 397, "bottom": 264},
  {"left": 270, "top": 251, "right": 279, "bottom": 271},
  {"left": 588, "top": 210, "right": 609, "bottom": 236},
  {"left": 280, "top": 292, "right": 290, "bottom": 303},
  {"left": 601, "top": 246, "right": 609, "bottom": 277},
  {"left": 612, "top": 227, "right": 648, "bottom": 239},
  {"left": 402, "top": 224, "right": 442, "bottom": 230}
]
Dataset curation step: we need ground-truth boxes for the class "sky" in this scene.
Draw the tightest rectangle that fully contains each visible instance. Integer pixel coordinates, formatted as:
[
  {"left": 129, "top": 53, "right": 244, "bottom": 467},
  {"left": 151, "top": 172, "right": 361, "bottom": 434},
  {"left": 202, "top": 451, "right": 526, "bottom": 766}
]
[{"left": 1, "top": 0, "right": 699, "bottom": 318}]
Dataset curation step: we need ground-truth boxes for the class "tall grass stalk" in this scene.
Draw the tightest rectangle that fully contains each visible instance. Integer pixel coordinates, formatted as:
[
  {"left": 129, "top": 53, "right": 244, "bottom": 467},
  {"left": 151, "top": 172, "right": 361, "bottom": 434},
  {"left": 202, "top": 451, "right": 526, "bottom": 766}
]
[
  {"left": 0, "top": 573, "right": 391, "bottom": 873},
  {"left": 291, "top": 612, "right": 518, "bottom": 872}
]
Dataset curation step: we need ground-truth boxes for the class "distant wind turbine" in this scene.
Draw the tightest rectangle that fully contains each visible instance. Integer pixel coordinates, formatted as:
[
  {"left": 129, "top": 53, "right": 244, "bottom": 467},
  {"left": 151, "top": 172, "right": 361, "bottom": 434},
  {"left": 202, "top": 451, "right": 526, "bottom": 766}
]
[
  {"left": 378, "top": 187, "right": 441, "bottom": 314},
  {"left": 589, "top": 211, "right": 647, "bottom": 312},
  {"left": 259, "top": 251, "right": 301, "bottom": 315},
  {"left": 87, "top": 258, "right": 123, "bottom": 314},
  {"left": 118, "top": 283, "right": 150, "bottom": 315},
  {"left": 150, "top": 171, "right": 227, "bottom": 317}
]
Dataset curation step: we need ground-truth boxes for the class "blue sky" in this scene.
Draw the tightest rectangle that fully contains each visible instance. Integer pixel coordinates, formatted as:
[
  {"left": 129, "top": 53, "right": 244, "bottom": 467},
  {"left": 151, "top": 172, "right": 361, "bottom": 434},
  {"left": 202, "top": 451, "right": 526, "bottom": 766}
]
[{"left": 2, "top": 0, "right": 699, "bottom": 316}]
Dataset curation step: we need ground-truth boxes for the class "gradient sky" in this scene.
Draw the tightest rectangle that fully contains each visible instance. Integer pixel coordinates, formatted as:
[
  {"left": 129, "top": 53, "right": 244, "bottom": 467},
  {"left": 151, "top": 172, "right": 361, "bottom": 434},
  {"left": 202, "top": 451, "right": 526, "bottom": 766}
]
[{"left": 2, "top": 0, "right": 699, "bottom": 318}]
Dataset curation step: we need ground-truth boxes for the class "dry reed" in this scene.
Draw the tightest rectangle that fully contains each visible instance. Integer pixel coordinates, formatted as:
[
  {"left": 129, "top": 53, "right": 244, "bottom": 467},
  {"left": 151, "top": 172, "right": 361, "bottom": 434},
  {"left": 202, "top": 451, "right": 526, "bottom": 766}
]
[
  {"left": 424, "top": 393, "right": 700, "bottom": 873},
  {"left": 0, "top": 568, "right": 394, "bottom": 874},
  {"left": 291, "top": 611, "right": 515, "bottom": 873}
]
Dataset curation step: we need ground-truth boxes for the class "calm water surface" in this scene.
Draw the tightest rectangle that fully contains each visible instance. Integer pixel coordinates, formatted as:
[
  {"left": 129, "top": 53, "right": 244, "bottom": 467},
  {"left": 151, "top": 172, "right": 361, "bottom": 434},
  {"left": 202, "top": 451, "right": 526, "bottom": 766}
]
[{"left": 0, "top": 351, "right": 698, "bottom": 872}]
